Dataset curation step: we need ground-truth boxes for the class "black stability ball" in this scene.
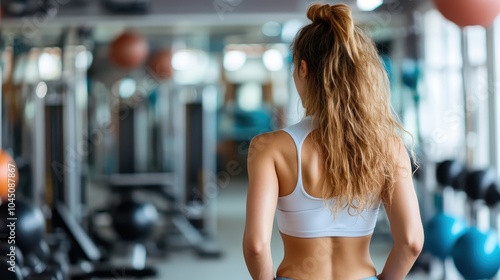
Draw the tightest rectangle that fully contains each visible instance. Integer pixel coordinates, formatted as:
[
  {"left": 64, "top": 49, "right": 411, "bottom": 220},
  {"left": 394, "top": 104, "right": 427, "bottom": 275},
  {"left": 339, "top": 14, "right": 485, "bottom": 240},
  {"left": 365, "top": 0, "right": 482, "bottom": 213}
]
[
  {"left": 111, "top": 198, "right": 159, "bottom": 241},
  {"left": 0, "top": 200, "right": 45, "bottom": 254}
]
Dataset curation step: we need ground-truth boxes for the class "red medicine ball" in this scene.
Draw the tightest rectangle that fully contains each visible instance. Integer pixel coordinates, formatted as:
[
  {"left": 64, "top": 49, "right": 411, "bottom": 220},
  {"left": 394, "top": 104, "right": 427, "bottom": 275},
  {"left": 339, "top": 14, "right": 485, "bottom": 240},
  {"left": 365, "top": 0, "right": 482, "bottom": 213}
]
[{"left": 108, "top": 31, "right": 149, "bottom": 70}]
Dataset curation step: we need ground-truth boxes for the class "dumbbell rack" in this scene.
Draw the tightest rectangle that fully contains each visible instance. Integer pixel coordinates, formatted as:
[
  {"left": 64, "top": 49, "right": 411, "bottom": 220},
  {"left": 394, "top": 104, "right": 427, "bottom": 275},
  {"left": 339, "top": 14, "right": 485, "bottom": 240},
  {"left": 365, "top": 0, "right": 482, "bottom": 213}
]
[{"left": 425, "top": 160, "right": 500, "bottom": 279}]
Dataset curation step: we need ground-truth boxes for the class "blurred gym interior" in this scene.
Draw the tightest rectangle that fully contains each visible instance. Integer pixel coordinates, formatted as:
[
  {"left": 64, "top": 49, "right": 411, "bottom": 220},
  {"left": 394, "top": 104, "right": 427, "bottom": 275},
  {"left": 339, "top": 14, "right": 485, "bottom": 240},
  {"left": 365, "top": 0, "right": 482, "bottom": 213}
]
[{"left": 1, "top": 0, "right": 500, "bottom": 279}]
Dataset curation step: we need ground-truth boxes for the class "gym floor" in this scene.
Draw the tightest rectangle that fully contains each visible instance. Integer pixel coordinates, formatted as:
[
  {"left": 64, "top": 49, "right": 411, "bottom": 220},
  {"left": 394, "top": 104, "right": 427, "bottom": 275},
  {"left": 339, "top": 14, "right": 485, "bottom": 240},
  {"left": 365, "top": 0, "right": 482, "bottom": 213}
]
[{"left": 143, "top": 178, "right": 446, "bottom": 280}]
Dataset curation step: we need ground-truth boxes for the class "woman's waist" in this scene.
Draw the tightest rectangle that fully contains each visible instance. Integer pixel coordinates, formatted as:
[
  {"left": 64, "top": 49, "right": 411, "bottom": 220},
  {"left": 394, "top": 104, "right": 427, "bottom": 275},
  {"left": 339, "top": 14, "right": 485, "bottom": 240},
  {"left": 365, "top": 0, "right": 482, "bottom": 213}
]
[
  {"left": 277, "top": 245, "right": 376, "bottom": 280},
  {"left": 276, "top": 259, "right": 376, "bottom": 280}
]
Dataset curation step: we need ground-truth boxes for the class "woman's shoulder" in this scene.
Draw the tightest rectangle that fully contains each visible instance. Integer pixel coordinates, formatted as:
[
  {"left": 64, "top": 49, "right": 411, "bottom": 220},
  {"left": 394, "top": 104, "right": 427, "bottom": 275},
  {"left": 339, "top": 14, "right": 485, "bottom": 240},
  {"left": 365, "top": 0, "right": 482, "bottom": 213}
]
[
  {"left": 249, "top": 130, "right": 294, "bottom": 155},
  {"left": 250, "top": 130, "right": 291, "bottom": 147}
]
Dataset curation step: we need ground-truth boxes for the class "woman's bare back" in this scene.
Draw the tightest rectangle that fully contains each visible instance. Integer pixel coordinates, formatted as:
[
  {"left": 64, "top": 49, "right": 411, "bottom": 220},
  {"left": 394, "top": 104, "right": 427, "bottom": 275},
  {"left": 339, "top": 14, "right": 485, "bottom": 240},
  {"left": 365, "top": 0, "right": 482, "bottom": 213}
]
[{"left": 273, "top": 130, "right": 378, "bottom": 279}]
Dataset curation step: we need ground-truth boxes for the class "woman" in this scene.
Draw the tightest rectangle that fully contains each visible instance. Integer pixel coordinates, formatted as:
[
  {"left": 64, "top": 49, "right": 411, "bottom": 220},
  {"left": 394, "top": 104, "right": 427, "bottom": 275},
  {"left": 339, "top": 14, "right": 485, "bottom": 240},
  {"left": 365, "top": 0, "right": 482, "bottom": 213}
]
[{"left": 242, "top": 3, "right": 424, "bottom": 280}]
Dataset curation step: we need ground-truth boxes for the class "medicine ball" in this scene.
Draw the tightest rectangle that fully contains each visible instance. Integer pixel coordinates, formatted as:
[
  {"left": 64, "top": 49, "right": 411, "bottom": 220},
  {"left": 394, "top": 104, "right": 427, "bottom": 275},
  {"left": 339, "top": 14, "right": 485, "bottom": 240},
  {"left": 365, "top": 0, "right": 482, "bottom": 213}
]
[
  {"left": 147, "top": 49, "right": 173, "bottom": 79},
  {"left": 108, "top": 32, "right": 149, "bottom": 70}
]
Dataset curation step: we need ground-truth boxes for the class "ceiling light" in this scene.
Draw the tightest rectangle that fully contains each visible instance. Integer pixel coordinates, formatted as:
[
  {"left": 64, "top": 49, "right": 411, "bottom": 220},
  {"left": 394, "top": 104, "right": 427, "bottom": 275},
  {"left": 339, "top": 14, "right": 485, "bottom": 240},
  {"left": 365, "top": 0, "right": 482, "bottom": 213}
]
[
  {"left": 357, "top": 0, "right": 383, "bottom": 11},
  {"left": 172, "top": 50, "right": 198, "bottom": 71},
  {"left": 263, "top": 49, "right": 283, "bottom": 71},
  {"left": 223, "top": 50, "right": 247, "bottom": 71}
]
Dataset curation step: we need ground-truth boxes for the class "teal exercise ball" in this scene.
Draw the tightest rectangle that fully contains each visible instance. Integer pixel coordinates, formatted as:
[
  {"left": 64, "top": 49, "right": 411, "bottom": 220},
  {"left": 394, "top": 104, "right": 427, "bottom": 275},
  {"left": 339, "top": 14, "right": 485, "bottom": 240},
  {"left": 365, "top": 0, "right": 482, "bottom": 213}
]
[
  {"left": 451, "top": 227, "right": 500, "bottom": 280},
  {"left": 424, "top": 212, "right": 467, "bottom": 259}
]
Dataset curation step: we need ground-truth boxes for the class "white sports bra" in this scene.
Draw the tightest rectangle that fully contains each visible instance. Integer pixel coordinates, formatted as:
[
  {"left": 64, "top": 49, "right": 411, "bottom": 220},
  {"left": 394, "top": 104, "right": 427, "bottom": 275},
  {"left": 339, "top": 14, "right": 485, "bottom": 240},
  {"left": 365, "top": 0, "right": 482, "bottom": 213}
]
[{"left": 276, "top": 116, "right": 380, "bottom": 238}]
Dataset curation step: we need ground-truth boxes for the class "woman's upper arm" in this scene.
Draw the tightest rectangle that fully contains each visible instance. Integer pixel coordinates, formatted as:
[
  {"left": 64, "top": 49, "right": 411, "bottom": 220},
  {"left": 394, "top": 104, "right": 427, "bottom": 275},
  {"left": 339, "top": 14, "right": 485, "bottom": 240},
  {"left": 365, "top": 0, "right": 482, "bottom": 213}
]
[
  {"left": 384, "top": 141, "right": 424, "bottom": 246},
  {"left": 243, "top": 133, "right": 280, "bottom": 247}
]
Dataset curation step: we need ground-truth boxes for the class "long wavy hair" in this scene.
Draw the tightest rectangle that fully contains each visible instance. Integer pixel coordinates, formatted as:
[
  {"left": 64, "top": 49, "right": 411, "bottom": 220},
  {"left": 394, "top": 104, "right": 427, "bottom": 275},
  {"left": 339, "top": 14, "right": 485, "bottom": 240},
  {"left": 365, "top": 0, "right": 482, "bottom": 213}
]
[{"left": 292, "top": 3, "right": 415, "bottom": 214}]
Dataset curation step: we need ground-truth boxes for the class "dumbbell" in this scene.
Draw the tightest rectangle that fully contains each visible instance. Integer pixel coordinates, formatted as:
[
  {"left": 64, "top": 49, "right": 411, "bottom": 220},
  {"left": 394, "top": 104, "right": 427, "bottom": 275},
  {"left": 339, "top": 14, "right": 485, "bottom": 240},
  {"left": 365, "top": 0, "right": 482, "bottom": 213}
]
[
  {"left": 462, "top": 168, "right": 500, "bottom": 226},
  {"left": 424, "top": 159, "right": 470, "bottom": 280},
  {"left": 24, "top": 239, "right": 50, "bottom": 274},
  {"left": 435, "top": 159, "right": 469, "bottom": 216},
  {"left": 464, "top": 168, "right": 497, "bottom": 201},
  {"left": 484, "top": 180, "right": 500, "bottom": 207},
  {"left": 436, "top": 159, "right": 468, "bottom": 191},
  {"left": 23, "top": 240, "right": 64, "bottom": 280}
]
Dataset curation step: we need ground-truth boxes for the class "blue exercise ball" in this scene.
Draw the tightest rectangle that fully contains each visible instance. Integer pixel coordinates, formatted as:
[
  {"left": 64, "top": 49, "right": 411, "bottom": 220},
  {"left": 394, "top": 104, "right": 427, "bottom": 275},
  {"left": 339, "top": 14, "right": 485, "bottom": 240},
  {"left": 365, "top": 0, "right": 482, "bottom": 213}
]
[
  {"left": 424, "top": 212, "right": 468, "bottom": 259},
  {"left": 451, "top": 227, "right": 500, "bottom": 280}
]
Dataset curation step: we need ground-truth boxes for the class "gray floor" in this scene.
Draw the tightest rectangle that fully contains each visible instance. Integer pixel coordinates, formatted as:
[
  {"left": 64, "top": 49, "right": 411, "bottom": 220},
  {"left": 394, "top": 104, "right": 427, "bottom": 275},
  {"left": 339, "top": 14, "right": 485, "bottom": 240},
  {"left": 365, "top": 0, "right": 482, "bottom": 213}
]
[{"left": 135, "top": 178, "right": 472, "bottom": 280}]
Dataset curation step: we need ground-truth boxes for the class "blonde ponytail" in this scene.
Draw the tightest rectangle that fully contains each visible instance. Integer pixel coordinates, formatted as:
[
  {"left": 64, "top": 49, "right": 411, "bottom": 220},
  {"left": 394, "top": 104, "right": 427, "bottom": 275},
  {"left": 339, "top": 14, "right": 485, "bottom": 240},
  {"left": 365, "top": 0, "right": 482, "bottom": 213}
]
[{"left": 292, "top": 3, "right": 412, "bottom": 213}]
